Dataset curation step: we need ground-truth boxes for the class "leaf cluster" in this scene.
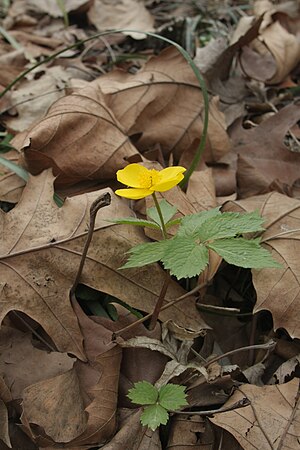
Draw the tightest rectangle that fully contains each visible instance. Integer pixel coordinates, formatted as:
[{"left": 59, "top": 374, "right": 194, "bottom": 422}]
[
  {"left": 120, "top": 205, "right": 281, "bottom": 279},
  {"left": 127, "top": 381, "right": 188, "bottom": 431}
]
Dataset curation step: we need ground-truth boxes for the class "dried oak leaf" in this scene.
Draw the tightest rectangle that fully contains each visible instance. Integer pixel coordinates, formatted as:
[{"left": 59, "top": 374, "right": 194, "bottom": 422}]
[
  {"left": 15, "top": 84, "right": 138, "bottom": 191},
  {"left": 210, "top": 378, "right": 300, "bottom": 449},
  {"left": 94, "top": 47, "right": 231, "bottom": 165},
  {"left": 21, "top": 302, "right": 122, "bottom": 447},
  {"left": 224, "top": 191, "right": 300, "bottom": 338},
  {"left": 0, "top": 170, "right": 206, "bottom": 358},
  {"left": 230, "top": 101, "right": 300, "bottom": 198},
  {"left": 0, "top": 326, "right": 74, "bottom": 400},
  {"left": 0, "top": 398, "right": 10, "bottom": 448}
]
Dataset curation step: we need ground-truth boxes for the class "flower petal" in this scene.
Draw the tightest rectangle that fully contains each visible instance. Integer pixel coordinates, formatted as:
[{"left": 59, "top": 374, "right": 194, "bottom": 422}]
[
  {"left": 115, "top": 188, "right": 153, "bottom": 199},
  {"left": 117, "top": 164, "right": 149, "bottom": 188},
  {"left": 153, "top": 166, "right": 186, "bottom": 192}
]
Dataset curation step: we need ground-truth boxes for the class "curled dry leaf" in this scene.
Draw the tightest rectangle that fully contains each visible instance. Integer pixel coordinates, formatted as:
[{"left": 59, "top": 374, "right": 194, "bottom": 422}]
[
  {"left": 224, "top": 191, "right": 300, "bottom": 338},
  {"left": 0, "top": 170, "right": 206, "bottom": 359},
  {"left": 95, "top": 47, "right": 231, "bottom": 165},
  {"left": 15, "top": 84, "right": 138, "bottom": 191},
  {"left": 210, "top": 378, "right": 300, "bottom": 449}
]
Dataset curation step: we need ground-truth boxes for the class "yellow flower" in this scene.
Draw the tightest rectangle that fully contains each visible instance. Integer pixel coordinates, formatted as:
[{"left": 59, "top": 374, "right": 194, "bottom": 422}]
[{"left": 115, "top": 163, "right": 186, "bottom": 199}]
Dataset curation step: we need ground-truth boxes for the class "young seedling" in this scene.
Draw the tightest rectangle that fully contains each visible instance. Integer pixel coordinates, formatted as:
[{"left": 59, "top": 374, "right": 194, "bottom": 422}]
[{"left": 127, "top": 381, "right": 188, "bottom": 431}]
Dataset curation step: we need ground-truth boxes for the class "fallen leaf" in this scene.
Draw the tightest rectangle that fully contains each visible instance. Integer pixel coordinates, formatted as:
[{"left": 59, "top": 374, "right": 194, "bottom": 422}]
[
  {"left": 0, "top": 326, "right": 75, "bottom": 399},
  {"left": 95, "top": 47, "right": 231, "bottom": 165},
  {"left": 21, "top": 368, "right": 87, "bottom": 444},
  {"left": 230, "top": 101, "right": 300, "bottom": 198},
  {"left": 16, "top": 84, "right": 138, "bottom": 191},
  {"left": 210, "top": 378, "right": 300, "bottom": 449},
  {"left": 0, "top": 398, "right": 11, "bottom": 448},
  {"left": 28, "top": 0, "right": 91, "bottom": 17},
  {"left": 223, "top": 192, "right": 300, "bottom": 338},
  {"left": 87, "top": 0, "right": 155, "bottom": 40},
  {"left": 3, "top": 66, "right": 73, "bottom": 132},
  {"left": 271, "top": 355, "right": 300, "bottom": 384}
]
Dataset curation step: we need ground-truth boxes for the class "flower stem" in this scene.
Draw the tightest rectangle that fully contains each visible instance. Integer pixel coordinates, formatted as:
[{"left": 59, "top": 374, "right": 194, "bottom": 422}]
[{"left": 152, "top": 193, "right": 167, "bottom": 239}]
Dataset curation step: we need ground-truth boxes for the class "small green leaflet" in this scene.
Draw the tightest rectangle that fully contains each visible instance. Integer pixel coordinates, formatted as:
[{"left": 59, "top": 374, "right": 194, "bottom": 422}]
[
  {"left": 178, "top": 207, "right": 221, "bottom": 237},
  {"left": 147, "top": 199, "right": 177, "bottom": 226},
  {"left": 208, "top": 238, "right": 282, "bottom": 269},
  {"left": 121, "top": 240, "right": 169, "bottom": 269},
  {"left": 107, "top": 217, "right": 160, "bottom": 230},
  {"left": 141, "top": 404, "right": 169, "bottom": 431},
  {"left": 158, "top": 384, "right": 188, "bottom": 410},
  {"left": 194, "top": 211, "right": 265, "bottom": 241},
  {"left": 162, "top": 236, "right": 209, "bottom": 279},
  {"left": 127, "top": 381, "right": 158, "bottom": 405}
]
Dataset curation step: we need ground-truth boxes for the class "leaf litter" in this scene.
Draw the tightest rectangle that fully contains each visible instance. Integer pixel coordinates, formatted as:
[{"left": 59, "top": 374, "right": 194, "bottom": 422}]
[{"left": 0, "top": 0, "right": 300, "bottom": 448}]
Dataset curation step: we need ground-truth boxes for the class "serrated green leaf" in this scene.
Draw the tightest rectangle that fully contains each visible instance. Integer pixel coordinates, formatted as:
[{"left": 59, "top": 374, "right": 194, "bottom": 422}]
[
  {"left": 107, "top": 217, "right": 160, "bottom": 230},
  {"left": 147, "top": 199, "right": 177, "bottom": 226},
  {"left": 196, "top": 211, "right": 265, "bottom": 241},
  {"left": 208, "top": 238, "right": 282, "bottom": 269},
  {"left": 162, "top": 236, "right": 209, "bottom": 279},
  {"left": 165, "top": 218, "right": 182, "bottom": 228},
  {"left": 178, "top": 207, "right": 221, "bottom": 237},
  {"left": 141, "top": 404, "right": 169, "bottom": 431},
  {"left": 121, "top": 240, "right": 169, "bottom": 269},
  {"left": 158, "top": 384, "right": 188, "bottom": 410},
  {"left": 127, "top": 381, "right": 158, "bottom": 405}
]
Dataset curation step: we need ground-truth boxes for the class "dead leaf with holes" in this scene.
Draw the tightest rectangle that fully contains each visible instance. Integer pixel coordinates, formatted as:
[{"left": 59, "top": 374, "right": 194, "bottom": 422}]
[
  {"left": 210, "top": 378, "right": 300, "bottom": 449},
  {"left": 223, "top": 191, "right": 300, "bottom": 338},
  {"left": 0, "top": 170, "right": 207, "bottom": 358},
  {"left": 94, "top": 47, "right": 231, "bottom": 166}
]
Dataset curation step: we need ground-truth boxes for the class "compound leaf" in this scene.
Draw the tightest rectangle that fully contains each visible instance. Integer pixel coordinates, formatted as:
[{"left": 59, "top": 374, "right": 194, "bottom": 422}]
[
  {"left": 162, "top": 236, "right": 209, "bottom": 279},
  {"left": 141, "top": 404, "right": 169, "bottom": 431},
  {"left": 178, "top": 207, "right": 221, "bottom": 237},
  {"left": 196, "top": 210, "right": 265, "bottom": 241},
  {"left": 121, "top": 240, "right": 169, "bottom": 269},
  {"left": 127, "top": 381, "right": 158, "bottom": 405},
  {"left": 108, "top": 217, "right": 160, "bottom": 229},
  {"left": 208, "top": 238, "right": 281, "bottom": 269},
  {"left": 158, "top": 384, "right": 188, "bottom": 410}
]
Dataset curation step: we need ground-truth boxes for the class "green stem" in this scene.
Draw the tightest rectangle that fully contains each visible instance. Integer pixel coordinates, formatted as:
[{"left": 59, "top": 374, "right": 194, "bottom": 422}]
[{"left": 152, "top": 192, "right": 167, "bottom": 240}]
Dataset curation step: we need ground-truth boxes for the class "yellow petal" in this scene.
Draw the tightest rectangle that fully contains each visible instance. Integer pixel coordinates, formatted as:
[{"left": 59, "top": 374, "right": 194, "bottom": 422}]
[
  {"left": 153, "top": 166, "right": 186, "bottom": 191},
  {"left": 115, "top": 188, "right": 153, "bottom": 199},
  {"left": 117, "top": 164, "right": 149, "bottom": 188}
]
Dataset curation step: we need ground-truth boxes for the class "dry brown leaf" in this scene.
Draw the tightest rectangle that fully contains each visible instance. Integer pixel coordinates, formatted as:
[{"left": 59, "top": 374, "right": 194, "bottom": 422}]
[
  {"left": 102, "top": 408, "right": 161, "bottom": 450},
  {"left": 87, "top": 0, "right": 154, "bottom": 40},
  {"left": 0, "top": 398, "right": 11, "bottom": 448},
  {"left": 21, "top": 368, "right": 87, "bottom": 444},
  {"left": 0, "top": 171, "right": 206, "bottom": 358},
  {"left": 223, "top": 192, "right": 300, "bottom": 338},
  {"left": 210, "top": 378, "right": 300, "bottom": 449},
  {"left": 0, "top": 172, "right": 25, "bottom": 203},
  {"left": 3, "top": 66, "right": 73, "bottom": 132},
  {"left": 28, "top": 0, "right": 91, "bottom": 17},
  {"left": 95, "top": 47, "right": 231, "bottom": 165},
  {"left": 15, "top": 84, "right": 138, "bottom": 191},
  {"left": 0, "top": 326, "right": 74, "bottom": 399},
  {"left": 271, "top": 355, "right": 300, "bottom": 384},
  {"left": 230, "top": 101, "right": 300, "bottom": 198}
]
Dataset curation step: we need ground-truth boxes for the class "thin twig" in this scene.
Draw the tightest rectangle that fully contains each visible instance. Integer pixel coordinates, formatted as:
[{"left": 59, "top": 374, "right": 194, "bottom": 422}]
[
  {"left": 148, "top": 274, "right": 170, "bottom": 331},
  {"left": 173, "top": 398, "right": 250, "bottom": 416},
  {"left": 203, "top": 340, "right": 276, "bottom": 368},
  {"left": 70, "top": 192, "right": 111, "bottom": 296}
]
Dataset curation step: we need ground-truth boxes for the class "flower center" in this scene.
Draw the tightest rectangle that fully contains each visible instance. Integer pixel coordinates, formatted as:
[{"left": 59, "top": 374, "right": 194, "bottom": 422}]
[{"left": 138, "top": 169, "right": 162, "bottom": 189}]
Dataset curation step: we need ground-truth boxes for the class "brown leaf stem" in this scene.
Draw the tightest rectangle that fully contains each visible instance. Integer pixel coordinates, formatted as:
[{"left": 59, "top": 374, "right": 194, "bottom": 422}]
[{"left": 70, "top": 192, "right": 111, "bottom": 296}]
